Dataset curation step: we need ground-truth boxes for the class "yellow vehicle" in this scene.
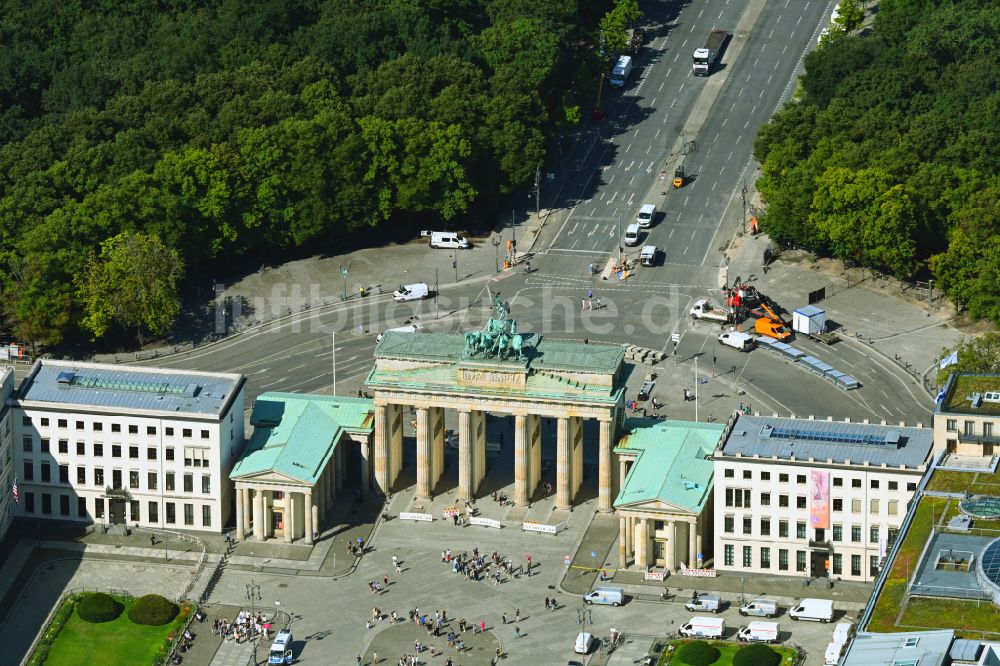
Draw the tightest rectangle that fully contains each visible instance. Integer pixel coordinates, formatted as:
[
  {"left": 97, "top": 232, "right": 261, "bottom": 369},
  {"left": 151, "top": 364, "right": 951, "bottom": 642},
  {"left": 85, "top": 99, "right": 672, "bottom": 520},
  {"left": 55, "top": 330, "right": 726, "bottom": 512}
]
[{"left": 673, "top": 165, "right": 685, "bottom": 188}]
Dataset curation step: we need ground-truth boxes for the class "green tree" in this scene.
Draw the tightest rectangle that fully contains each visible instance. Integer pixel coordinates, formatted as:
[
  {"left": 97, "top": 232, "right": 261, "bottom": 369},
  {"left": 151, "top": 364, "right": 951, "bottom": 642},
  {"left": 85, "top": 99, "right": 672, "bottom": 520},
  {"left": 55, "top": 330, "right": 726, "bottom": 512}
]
[
  {"left": 834, "top": 0, "right": 865, "bottom": 33},
  {"left": 935, "top": 333, "right": 1000, "bottom": 387},
  {"left": 599, "top": 0, "right": 640, "bottom": 55},
  {"left": 77, "top": 231, "right": 184, "bottom": 346}
]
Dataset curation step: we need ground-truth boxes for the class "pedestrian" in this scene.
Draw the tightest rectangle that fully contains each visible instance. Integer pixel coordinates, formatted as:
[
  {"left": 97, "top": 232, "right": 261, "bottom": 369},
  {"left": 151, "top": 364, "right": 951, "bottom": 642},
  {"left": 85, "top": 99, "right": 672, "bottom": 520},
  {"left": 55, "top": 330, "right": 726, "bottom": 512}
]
[
  {"left": 514, "top": 608, "right": 520, "bottom": 623},
  {"left": 544, "top": 596, "right": 549, "bottom": 610},
  {"left": 581, "top": 298, "right": 586, "bottom": 312},
  {"left": 373, "top": 651, "right": 377, "bottom": 663},
  {"left": 514, "top": 625, "right": 521, "bottom": 638},
  {"left": 225, "top": 530, "right": 232, "bottom": 548},
  {"left": 480, "top": 620, "right": 486, "bottom": 634},
  {"left": 357, "top": 656, "right": 362, "bottom": 666},
  {"left": 150, "top": 535, "right": 156, "bottom": 547},
  {"left": 502, "top": 612, "right": 507, "bottom": 625},
  {"left": 383, "top": 575, "right": 389, "bottom": 587}
]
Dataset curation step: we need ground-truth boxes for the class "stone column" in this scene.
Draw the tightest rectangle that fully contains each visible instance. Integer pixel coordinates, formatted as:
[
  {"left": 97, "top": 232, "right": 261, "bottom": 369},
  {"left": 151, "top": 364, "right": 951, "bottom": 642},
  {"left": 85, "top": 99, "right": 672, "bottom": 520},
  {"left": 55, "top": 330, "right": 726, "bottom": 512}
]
[
  {"left": 556, "top": 416, "right": 571, "bottom": 510},
  {"left": 458, "top": 410, "right": 473, "bottom": 501},
  {"left": 636, "top": 518, "right": 648, "bottom": 569},
  {"left": 514, "top": 414, "right": 530, "bottom": 506},
  {"left": 431, "top": 407, "right": 445, "bottom": 492},
  {"left": 598, "top": 419, "right": 613, "bottom": 512},
  {"left": 390, "top": 404, "right": 404, "bottom": 483},
  {"left": 305, "top": 490, "right": 315, "bottom": 545},
  {"left": 316, "top": 474, "right": 325, "bottom": 523},
  {"left": 241, "top": 487, "right": 251, "bottom": 537},
  {"left": 235, "top": 484, "right": 245, "bottom": 540},
  {"left": 416, "top": 407, "right": 432, "bottom": 500},
  {"left": 665, "top": 520, "right": 676, "bottom": 571},
  {"left": 625, "top": 515, "right": 634, "bottom": 561},
  {"left": 571, "top": 417, "right": 584, "bottom": 499},
  {"left": 688, "top": 520, "right": 697, "bottom": 568},
  {"left": 360, "top": 438, "right": 371, "bottom": 495},
  {"left": 334, "top": 442, "right": 344, "bottom": 494},
  {"left": 284, "top": 493, "right": 295, "bottom": 543},
  {"left": 529, "top": 415, "right": 541, "bottom": 499},
  {"left": 473, "top": 411, "right": 487, "bottom": 490},
  {"left": 373, "top": 405, "right": 391, "bottom": 495},
  {"left": 253, "top": 489, "right": 265, "bottom": 540},
  {"left": 696, "top": 523, "right": 703, "bottom": 569},
  {"left": 619, "top": 516, "right": 627, "bottom": 569}
]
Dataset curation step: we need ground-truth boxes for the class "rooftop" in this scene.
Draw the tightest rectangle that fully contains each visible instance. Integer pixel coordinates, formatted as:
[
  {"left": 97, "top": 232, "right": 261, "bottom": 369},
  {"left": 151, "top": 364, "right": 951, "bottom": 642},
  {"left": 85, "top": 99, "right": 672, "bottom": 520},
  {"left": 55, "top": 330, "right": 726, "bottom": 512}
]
[
  {"left": 938, "top": 373, "right": 1000, "bottom": 417},
  {"left": 843, "top": 630, "right": 954, "bottom": 666},
  {"left": 718, "top": 415, "right": 934, "bottom": 469},
  {"left": 374, "top": 332, "right": 624, "bottom": 375},
  {"left": 230, "top": 393, "right": 373, "bottom": 485},
  {"left": 17, "top": 359, "right": 244, "bottom": 418},
  {"left": 614, "top": 418, "right": 723, "bottom": 513}
]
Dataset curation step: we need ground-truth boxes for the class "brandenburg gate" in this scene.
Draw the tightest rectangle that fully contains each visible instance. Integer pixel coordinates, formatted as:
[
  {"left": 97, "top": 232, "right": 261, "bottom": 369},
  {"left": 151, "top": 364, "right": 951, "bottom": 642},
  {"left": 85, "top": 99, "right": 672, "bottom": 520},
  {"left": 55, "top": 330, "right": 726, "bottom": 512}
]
[{"left": 364, "top": 294, "right": 626, "bottom": 511}]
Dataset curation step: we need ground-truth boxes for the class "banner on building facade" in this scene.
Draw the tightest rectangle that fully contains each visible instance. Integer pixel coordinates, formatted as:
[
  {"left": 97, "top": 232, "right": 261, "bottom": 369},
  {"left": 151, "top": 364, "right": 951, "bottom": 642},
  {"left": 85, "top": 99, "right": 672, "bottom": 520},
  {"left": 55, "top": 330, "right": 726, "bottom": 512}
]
[{"left": 810, "top": 469, "right": 830, "bottom": 529}]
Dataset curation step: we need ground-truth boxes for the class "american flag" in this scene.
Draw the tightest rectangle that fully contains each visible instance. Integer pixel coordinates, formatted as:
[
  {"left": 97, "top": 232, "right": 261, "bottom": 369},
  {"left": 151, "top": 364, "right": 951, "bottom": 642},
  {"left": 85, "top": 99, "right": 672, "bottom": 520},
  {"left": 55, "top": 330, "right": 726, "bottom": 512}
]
[{"left": 12, "top": 475, "right": 18, "bottom": 505}]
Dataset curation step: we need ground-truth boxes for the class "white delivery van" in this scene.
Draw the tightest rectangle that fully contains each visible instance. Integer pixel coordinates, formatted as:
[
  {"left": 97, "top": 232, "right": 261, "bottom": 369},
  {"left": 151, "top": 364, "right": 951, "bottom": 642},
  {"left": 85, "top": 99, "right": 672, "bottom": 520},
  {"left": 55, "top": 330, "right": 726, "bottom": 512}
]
[
  {"left": 832, "top": 621, "right": 853, "bottom": 644},
  {"left": 429, "top": 232, "right": 471, "bottom": 249},
  {"left": 583, "top": 587, "right": 624, "bottom": 606},
  {"left": 739, "top": 599, "right": 778, "bottom": 618},
  {"left": 684, "top": 593, "right": 721, "bottom": 614},
  {"left": 679, "top": 616, "right": 725, "bottom": 639},
  {"left": 789, "top": 598, "right": 834, "bottom": 622},
  {"left": 376, "top": 324, "right": 422, "bottom": 343},
  {"left": 392, "top": 283, "right": 430, "bottom": 302},
  {"left": 637, "top": 203, "right": 656, "bottom": 228},
  {"left": 824, "top": 641, "right": 846, "bottom": 665},
  {"left": 640, "top": 245, "right": 658, "bottom": 266},
  {"left": 610, "top": 55, "right": 633, "bottom": 87},
  {"left": 624, "top": 223, "right": 641, "bottom": 246},
  {"left": 574, "top": 632, "right": 594, "bottom": 654},
  {"left": 268, "top": 629, "right": 293, "bottom": 664},
  {"left": 737, "top": 621, "right": 779, "bottom": 644},
  {"left": 718, "top": 331, "right": 754, "bottom": 351}
]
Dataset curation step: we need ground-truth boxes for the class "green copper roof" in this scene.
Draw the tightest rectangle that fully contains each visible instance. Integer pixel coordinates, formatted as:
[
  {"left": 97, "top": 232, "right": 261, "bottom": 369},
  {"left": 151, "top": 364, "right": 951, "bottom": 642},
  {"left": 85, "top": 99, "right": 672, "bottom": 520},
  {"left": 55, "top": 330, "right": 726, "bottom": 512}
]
[
  {"left": 230, "top": 393, "right": 373, "bottom": 484},
  {"left": 375, "top": 332, "right": 623, "bottom": 374},
  {"left": 613, "top": 418, "right": 724, "bottom": 513}
]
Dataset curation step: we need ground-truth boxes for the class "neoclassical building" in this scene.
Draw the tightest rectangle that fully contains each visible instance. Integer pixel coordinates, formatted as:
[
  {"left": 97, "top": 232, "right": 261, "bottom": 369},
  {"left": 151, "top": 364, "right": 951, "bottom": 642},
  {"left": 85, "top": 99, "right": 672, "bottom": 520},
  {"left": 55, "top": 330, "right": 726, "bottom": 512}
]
[
  {"left": 230, "top": 393, "right": 374, "bottom": 544},
  {"left": 615, "top": 418, "right": 722, "bottom": 571},
  {"left": 365, "top": 325, "right": 627, "bottom": 511}
]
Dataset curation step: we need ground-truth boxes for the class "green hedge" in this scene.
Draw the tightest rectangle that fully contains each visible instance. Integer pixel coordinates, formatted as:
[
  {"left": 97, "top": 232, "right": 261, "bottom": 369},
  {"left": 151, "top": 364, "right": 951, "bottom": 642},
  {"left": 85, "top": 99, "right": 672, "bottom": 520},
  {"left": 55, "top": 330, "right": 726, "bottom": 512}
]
[
  {"left": 77, "top": 592, "right": 124, "bottom": 623},
  {"left": 733, "top": 643, "right": 781, "bottom": 666},
  {"left": 128, "top": 594, "right": 179, "bottom": 626},
  {"left": 677, "top": 640, "right": 720, "bottom": 666},
  {"left": 26, "top": 595, "right": 78, "bottom": 665}
]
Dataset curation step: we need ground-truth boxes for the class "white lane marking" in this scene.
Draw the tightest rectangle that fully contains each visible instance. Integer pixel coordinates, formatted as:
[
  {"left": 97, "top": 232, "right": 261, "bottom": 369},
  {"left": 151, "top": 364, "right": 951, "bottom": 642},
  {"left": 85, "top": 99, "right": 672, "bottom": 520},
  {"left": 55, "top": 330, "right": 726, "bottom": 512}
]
[
  {"left": 722, "top": 117, "right": 728, "bottom": 128},
  {"left": 627, "top": 192, "right": 635, "bottom": 206},
  {"left": 736, "top": 135, "right": 742, "bottom": 144},
  {"left": 679, "top": 83, "right": 685, "bottom": 93},
  {"left": 659, "top": 82, "right": 664, "bottom": 91},
  {"left": 629, "top": 175, "right": 636, "bottom": 186},
  {"left": 568, "top": 222, "right": 579, "bottom": 236},
  {"left": 625, "top": 144, "right": 631, "bottom": 154},
  {"left": 728, "top": 151, "right": 734, "bottom": 161},
  {"left": 625, "top": 160, "right": 635, "bottom": 171},
  {"left": 751, "top": 104, "right": 758, "bottom": 115}
]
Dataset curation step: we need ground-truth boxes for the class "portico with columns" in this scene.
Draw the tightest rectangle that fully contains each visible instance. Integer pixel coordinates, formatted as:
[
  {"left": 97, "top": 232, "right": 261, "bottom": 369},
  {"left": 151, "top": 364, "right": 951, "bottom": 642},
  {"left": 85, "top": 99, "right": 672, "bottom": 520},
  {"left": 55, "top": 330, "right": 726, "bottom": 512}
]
[
  {"left": 366, "top": 331, "right": 626, "bottom": 510},
  {"left": 614, "top": 418, "right": 724, "bottom": 572},
  {"left": 229, "top": 393, "right": 374, "bottom": 544}
]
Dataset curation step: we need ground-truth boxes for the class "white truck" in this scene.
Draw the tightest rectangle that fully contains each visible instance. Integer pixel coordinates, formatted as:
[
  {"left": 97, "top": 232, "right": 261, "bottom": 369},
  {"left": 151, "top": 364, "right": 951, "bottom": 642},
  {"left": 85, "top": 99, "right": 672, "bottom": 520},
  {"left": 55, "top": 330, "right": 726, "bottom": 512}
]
[
  {"left": 718, "top": 331, "right": 754, "bottom": 352},
  {"left": 693, "top": 29, "right": 728, "bottom": 75},
  {"left": 789, "top": 598, "right": 834, "bottom": 622},
  {"left": 792, "top": 305, "right": 839, "bottom": 344},
  {"left": 610, "top": 55, "right": 633, "bottom": 87},
  {"left": 679, "top": 616, "right": 725, "bottom": 639},
  {"left": 736, "top": 621, "right": 780, "bottom": 644},
  {"left": 690, "top": 299, "right": 731, "bottom": 323}
]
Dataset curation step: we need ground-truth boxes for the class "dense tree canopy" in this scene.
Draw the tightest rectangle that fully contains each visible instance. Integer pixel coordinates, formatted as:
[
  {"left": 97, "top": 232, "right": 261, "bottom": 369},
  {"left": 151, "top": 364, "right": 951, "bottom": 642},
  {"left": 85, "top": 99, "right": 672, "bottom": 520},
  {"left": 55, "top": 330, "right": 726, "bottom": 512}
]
[
  {"left": 754, "top": 0, "right": 1000, "bottom": 324},
  {"left": 0, "top": 0, "right": 614, "bottom": 348}
]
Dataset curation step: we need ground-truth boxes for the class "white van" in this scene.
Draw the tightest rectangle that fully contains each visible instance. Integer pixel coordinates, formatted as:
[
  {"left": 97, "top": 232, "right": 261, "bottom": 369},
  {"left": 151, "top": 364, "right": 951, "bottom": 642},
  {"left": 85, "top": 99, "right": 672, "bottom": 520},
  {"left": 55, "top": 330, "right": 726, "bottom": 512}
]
[
  {"left": 637, "top": 203, "right": 656, "bottom": 228},
  {"left": 624, "top": 223, "right": 641, "bottom": 246},
  {"left": 429, "top": 232, "right": 471, "bottom": 249},
  {"left": 684, "top": 593, "right": 721, "bottom": 614},
  {"left": 583, "top": 587, "right": 624, "bottom": 606},
  {"left": 574, "top": 632, "right": 593, "bottom": 654},
  {"left": 789, "top": 598, "right": 834, "bottom": 622},
  {"left": 640, "top": 245, "right": 658, "bottom": 266},
  {"left": 739, "top": 599, "right": 778, "bottom": 618},
  {"left": 737, "top": 621, "right": 779, "bottom": 644},
  {"left": 376, "top": 324, "right": 422, "bottom": 343},
  {"left": 268, "top": 629, "right": 293, "bottom": 664},
  {"left": 718, "top": 331, "right": 754, "bottom": 351},
  {"left": 679, "top": 616, "right": 725, "bottom": 639},
  {"left": 392, "top": 283, "right": 430, "bottom": 302},
  {"left": 824, "top": 641, "right": 846, "bottom": 665}
]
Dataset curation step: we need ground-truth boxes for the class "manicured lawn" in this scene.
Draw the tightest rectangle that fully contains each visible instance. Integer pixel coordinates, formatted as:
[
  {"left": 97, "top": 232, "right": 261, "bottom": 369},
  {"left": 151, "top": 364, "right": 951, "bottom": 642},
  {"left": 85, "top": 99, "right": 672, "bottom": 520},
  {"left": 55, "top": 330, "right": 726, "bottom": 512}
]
[
  {"left": 926, "top": 468, "right": 1000, "bottom": 494},
  {"left": 658, "top": 639, "right": 799, "bottom": 666},
  {"left": 40, "top": 596, "right": 189, "bottom": 666},
  {"left": 899, "top": 597, "right": 1000, "bottom": 638}
]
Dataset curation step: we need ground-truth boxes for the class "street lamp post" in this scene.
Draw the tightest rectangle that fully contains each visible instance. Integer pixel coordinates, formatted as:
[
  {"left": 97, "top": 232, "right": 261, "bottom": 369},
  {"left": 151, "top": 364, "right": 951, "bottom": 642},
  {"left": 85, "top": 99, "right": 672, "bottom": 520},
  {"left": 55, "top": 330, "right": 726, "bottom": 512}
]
[
  {"left": 491, "top": 234, "right": 501, "bottom": 273},
  {"left": 741, "top": 179, "right": 748, "bottom": 234},
  {"left": 453, "top": 253, "right": 458, "bottom": 283}
]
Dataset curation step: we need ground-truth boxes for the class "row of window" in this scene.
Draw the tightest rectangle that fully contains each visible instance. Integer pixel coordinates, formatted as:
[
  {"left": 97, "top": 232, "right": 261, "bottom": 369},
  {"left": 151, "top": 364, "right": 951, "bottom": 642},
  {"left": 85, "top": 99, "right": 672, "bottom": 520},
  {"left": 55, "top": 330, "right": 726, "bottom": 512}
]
[
  {"left": 23, "top": 415, "right": 214, "bottom": 439},
  {"left": 20, "top": 462, "right": 211, "bottom": 494},
  {"left": 945, "top": 418, "right": 995, "bottom": 437},
  {"left": 722, "top": 469, "right": 916, "bottom": 492},
  {"left": 722, "top": 544, "right": 878, "bottom": 577},
  {"left": 19, "top": 492, "right": 212, "bottom": 527},
  {"left": 723, "top": 516, "right": 899, "bottom": 544},
  {"left": 724, "top": 489, "right": 906, "bottom": 515},
  {"left": 21, "top": 440, "right": 211, "bottom": 468}
]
